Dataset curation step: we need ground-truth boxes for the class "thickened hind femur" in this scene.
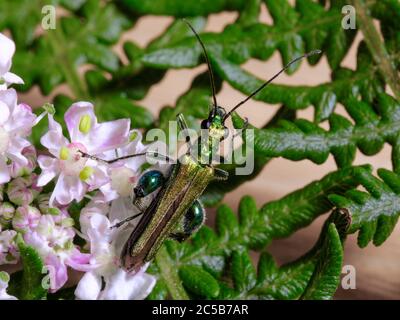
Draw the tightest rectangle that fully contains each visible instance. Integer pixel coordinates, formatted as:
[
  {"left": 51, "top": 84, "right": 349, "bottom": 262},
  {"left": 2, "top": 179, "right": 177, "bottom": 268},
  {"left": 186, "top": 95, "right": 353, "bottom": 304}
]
[{"left": 134, "top": 170, "right": 165, "bottom": 198}]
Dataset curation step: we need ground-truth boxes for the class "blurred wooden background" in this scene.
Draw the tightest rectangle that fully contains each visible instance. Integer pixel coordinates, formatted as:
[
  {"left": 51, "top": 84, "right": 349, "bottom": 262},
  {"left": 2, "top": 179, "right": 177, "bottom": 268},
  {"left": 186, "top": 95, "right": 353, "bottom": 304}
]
[{"left": 19, "top": 6, "right": 400, "bottom": 299}]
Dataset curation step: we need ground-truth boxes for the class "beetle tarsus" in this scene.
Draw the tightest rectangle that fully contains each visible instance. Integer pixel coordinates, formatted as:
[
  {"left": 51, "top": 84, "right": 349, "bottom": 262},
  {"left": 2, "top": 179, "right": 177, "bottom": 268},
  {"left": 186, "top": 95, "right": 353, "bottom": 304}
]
[{"left": 110, "top": 212, "right": 144, "bottom": 230}]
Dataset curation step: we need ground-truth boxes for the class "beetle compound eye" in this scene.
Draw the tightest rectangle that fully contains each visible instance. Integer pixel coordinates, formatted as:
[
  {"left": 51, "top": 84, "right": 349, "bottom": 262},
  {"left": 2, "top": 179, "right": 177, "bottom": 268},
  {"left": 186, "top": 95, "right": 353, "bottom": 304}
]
[
  {"left": 134, "top": 170, "right": 165, "bottom": 198},
  {"left": 201, "top": 119, "right": 211, "bottom": 129},
  {"left": 216, "top": 106, "right": 227, "bottom": 119}
]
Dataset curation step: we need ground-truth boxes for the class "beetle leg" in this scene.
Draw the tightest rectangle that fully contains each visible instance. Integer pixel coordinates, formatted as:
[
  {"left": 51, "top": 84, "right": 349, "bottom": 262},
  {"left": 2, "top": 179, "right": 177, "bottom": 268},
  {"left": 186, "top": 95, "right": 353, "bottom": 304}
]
[
  {"left": 213, "top": 167, "right": 229, "bottom": 181},
  {"left": 133, "top": 198, "right": 146, "bottom": 211},
  {"left": 110, "top": 212, "right": 144, "bottom": 230},
  {"left": 79, "top": 150, "right": 171, "bottom": 164}
]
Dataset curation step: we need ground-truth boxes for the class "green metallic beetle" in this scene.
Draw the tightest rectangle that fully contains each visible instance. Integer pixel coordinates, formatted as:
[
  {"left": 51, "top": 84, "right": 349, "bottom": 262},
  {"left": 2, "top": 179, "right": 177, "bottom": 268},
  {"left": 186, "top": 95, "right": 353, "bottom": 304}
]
[{"left": 82, "top": 21, "right": 320, "bottom": 272}]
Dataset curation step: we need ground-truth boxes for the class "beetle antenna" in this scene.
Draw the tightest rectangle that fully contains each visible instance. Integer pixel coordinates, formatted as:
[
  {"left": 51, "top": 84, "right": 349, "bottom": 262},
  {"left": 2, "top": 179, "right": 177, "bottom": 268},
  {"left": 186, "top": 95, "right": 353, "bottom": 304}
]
[
  {"left": 183, "top": 19, "right": 218, "bottom": 115},
  {"left": 223, "top": 50, "right": 322, "bottom": 123}
]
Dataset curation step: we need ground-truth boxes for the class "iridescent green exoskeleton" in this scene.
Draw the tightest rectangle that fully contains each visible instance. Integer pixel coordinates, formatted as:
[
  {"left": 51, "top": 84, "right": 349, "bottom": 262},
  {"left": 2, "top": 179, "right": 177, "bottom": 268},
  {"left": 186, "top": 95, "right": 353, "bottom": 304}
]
[{"left": 81, "top": 21, "right": 320, "bottom": 272}]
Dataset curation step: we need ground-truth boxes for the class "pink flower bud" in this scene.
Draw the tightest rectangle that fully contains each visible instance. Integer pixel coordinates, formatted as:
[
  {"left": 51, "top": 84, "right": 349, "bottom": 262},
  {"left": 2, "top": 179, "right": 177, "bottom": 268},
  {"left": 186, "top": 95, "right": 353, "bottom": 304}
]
[
  {"left": 0, "top": 230, "right": 19, "bottom": 265},
  {"left": 9, "top": 146, "right": 37, "bottom": 178},
  {"left": 0, "top": 202, "right": 15, "bottom": 228},
  {"left": 6, "top": 174, "right": 41, "bottom": 206},
  {"left": 37, "top": 194, "right": 61, "bottom": 216},
  {"left": 12, "top": 205, "right": 41, "bottom": 233}
]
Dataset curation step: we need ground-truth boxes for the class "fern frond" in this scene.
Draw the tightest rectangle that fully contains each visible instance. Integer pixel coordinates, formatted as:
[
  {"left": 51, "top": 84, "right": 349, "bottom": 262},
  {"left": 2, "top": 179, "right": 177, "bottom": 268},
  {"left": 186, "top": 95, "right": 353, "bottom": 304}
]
[
  {"left": 329, "top": 168, "right": 400, "bottom": 247},
  {"left": 232, "top": 93, "right": 400, "bottom": 168},
  {"left": 151, "top": 205, "right": 349, "bottom": 300}
]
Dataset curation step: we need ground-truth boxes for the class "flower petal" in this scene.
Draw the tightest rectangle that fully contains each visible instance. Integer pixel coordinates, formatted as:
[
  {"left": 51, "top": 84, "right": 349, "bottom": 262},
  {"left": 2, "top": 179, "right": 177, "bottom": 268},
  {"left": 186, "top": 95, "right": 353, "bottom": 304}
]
[
  {"left": 85, "top": 213, "right": 115, "bottom": 265},
  {"left": 100, "top": 268, "right": 156, "bottom": 300},
  {"left": 0, "top": 291, "right": 17, "bottom": 300},
  {"left": 45, "top": 254, "right": 68, "bottom": 292},
  {"left": 75, "top": 271, "right": 102, "bottom": 300},
  {"left": 0, "top": 89, "right": 17, "bottom": 112},
  {"left": 2, "top": 72, "right": 24, "bottom": 86},
  {"left": 87, "top": 119, "right": 130, "bottom": 154},
  {"left": 50, "top": 174, "right": 86, "bottom": 206},
  {"left": 111, "top": 226, "right": 135, "bottom": 258},
  {"left": 109, "top": 197, "right": 140, "bottom": 224},
  {"left": 86, "top": 163, "right": 110, "bottom": 191},
  {"left": 0, "top": 156, "right": 10, "bottom": 184},
  {"left": 80, "top": 195, "right": 109, "bottom": 235},
  {"left": 65, "top": 249, "right": 93, "bottom": 272},
  {"left": 0, "top": 230, "right": 19, "bottom": 265},
  {"left": 23, "top": 231, "right": 50, "bottom": 257},
  {"left": 40, "top": 115, "right": 69, "bottom": 156},
  {"left": 5, "top": 103, "right": 35, "bottom": 135},
  {"left": 37, "top": 156, "right": 59, "bottom": 186},
  {"left": 117, "top": 130, "right": 147, "bottom": 171},
  {"left": 6, "top": 136, "right": 31, "bottom": 166},
  {"left": 87, "top": 213, "right": 112, "bottom": 246},
  {"left": 9, "top": 145, "right": 36, "bottom": 178},
  {"left": 108, "top": 166, "right": 137, "bottom": 198},
  {"left": 64, "top": 101, "right": 97, "bottom": 143},
  {"left": 99, "top": 183, "right": 119, "bottom": 202},
  {"left": 0, "top": 100, "right": 10, "bottom": 125},
  {"left": 0, "top": 271, "right": 17, "bottom": 300},
  {"left": 0, "top": 34, "right": 14, "bottom": 76}
]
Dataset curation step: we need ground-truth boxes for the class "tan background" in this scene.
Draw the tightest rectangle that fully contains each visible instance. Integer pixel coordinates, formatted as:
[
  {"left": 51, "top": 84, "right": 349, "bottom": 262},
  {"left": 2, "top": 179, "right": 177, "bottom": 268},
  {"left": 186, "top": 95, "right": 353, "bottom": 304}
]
[{"left": 19, "top": 6, "right": 400, "bottom": 299}]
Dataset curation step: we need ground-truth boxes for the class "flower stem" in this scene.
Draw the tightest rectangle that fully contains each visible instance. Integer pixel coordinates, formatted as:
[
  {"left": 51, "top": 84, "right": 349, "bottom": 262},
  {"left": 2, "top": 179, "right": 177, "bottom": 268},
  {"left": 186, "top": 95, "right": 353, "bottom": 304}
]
[
  {"left": 351, "top": 0, "right": 400, "bottom": 100},
  {"left": 46, "top": 28, "right": 89, "bottom": 99},
  {"left": 155, "top": 245, "right": 189, "bottom": 300}
]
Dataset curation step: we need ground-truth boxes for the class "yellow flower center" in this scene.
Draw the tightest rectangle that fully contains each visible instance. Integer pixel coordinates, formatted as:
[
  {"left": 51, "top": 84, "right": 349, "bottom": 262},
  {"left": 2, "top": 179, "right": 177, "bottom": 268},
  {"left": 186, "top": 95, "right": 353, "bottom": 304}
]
[
  {"left": 79, "top": 115, "right": 92, "bottom": 134},
  {"left": 79, "top": 166, "right": 94, "bottom": 181},
  {"left": 129, "top": 131, "right": 138, "bottom": 142},
  {"left": 59, "top": 146, "right": 88, "bottom": 177},
  {"left": 59, "top": 146, "right": 70, "bottom": 160}
]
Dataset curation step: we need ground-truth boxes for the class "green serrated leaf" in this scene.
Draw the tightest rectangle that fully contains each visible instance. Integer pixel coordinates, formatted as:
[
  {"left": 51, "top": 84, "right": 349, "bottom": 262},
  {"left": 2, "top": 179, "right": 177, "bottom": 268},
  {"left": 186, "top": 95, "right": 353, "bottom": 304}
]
[
  {"left": 329, "top": 167, "right": 400, "bottom": 247},
  {"left": 301, "top": 223, "right": 343, "bottom": 300},
  {"left": 8, "top": 236, "right": 47, "bottom": 300},
  {"left": 230, "top": 92, "right": 398, "bottom": 167},
  {"left": 0, "top": 0, "right": 58, "bottom": 47},
  {"left": 216, "top": 204, "right": 239, "bottom": 240},
  {"left": 217, "top": 208, "right": 348, "bottom": 299},
  {"left": 179, "top": 265, "right": 220, "bottom": 298},
  {"left": 230, "top": 250, "right": 257, "bottom": 293},
  {"left": 119, "top": 0, "right": 247, "bottom": 17},
  {"left": 151, "top": 190, "right": 357, "bottom": 300}
]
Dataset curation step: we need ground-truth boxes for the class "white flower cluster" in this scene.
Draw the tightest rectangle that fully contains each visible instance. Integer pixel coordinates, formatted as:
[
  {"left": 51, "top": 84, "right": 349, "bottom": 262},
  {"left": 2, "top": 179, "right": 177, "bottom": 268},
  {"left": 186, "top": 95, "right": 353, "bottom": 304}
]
[{"left": 0, "top": 33, "right": 158, "bottom": 300}]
